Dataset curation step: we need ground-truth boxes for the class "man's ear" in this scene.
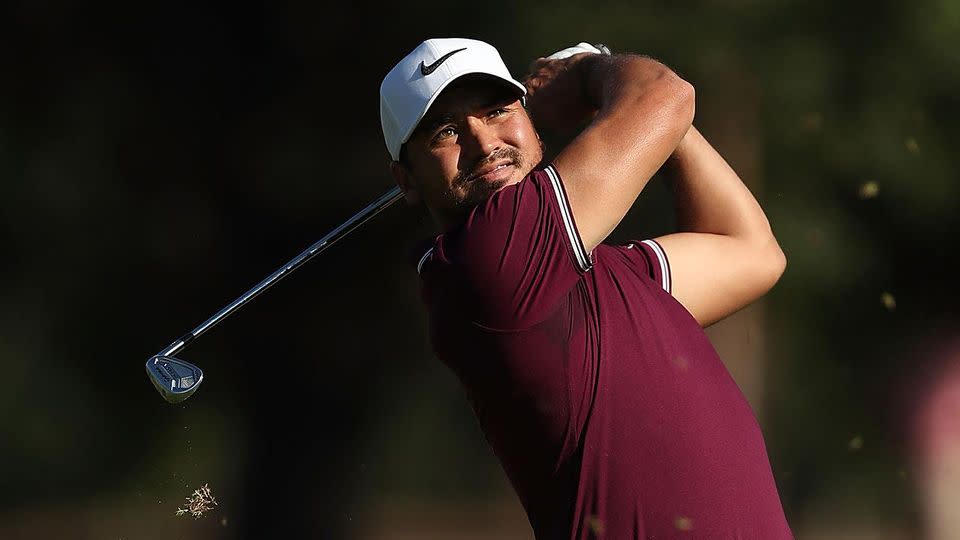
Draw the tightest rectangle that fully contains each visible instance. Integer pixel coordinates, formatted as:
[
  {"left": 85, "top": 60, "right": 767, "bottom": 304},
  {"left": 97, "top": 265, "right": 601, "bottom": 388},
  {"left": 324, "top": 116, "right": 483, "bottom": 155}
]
[{"left": 390, "top": 161, "right": 420, "bottom": 205}]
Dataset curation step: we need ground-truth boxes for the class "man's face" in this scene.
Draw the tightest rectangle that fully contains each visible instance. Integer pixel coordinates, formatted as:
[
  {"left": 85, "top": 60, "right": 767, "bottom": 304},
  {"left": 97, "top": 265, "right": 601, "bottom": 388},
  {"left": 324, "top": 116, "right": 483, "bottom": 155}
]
[{"left": 391, "top": 75, "right": 543, "bottom": 228}]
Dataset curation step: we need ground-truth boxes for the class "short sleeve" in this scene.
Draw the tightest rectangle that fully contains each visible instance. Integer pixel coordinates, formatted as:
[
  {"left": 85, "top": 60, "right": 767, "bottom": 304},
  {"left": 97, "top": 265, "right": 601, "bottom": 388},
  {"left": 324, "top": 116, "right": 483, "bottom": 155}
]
[
  {"left": 419, "top": 165, "right": 592, "bottom": 329},
  {"left": 613, "top": 239, "right": 672, "bottom": 294}
]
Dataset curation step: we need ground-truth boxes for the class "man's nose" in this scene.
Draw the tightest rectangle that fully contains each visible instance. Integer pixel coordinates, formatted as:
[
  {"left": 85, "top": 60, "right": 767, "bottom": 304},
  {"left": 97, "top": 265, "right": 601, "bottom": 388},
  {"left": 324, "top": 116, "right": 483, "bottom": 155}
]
[{"left": 461, "top": 116, "right": 500, "bottom": 158}]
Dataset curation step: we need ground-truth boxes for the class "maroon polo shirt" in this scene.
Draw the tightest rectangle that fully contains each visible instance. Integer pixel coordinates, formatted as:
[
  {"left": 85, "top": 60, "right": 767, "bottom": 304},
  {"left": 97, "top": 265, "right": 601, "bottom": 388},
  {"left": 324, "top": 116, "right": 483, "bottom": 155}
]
[{"left": 413, "top": 165, "right": 792, "bottom": 539}]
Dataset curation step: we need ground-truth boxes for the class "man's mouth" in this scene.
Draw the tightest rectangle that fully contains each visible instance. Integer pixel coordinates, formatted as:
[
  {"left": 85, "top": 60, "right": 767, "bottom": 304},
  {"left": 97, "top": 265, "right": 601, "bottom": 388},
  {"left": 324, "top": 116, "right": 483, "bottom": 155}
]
[{"left": 468, "top": 161, "right": 516, "bottom": 183}]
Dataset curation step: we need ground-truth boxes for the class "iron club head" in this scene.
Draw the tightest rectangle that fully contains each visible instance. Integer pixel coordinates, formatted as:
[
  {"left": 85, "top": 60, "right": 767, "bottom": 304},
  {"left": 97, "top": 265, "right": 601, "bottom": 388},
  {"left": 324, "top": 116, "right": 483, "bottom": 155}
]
[{"left": 146, "top": 355, "right": 204, "bottom": 403}]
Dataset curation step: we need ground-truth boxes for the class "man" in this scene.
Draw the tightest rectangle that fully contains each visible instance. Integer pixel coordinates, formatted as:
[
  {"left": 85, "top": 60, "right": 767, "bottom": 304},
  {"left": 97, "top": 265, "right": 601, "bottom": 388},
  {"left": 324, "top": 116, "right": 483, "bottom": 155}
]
[{"left": 380, "top": 38, "right": 791, "bottom": 539}]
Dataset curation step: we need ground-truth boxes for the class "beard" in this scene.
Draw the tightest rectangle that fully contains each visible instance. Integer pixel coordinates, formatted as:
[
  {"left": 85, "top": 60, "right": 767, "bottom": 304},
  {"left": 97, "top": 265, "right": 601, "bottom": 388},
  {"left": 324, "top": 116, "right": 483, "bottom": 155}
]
[{"left": 449, "top": 146, "right": 525, "bottom": 212}]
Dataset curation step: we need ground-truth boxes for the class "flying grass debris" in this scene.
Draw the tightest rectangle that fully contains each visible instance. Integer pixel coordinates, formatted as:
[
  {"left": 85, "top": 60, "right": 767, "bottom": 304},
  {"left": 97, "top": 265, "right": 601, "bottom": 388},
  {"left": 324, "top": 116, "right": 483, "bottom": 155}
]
[
  {"left": 587, "top": 515, "right": 604, "bottom": 536},
  {"left": 905, "top": 137, "right": 920, "bottom": 154},
  {"left": 858, "top": 181, "right": 879, "bottom": 199},
  {"left": 848, "top": 435, "right": 864, "bottom": 451},
  {"left": 176, "top": 483, "right": 218, "bottom": 519},
  {"left": 881, "top": 292, "right": 897, "bottom": 312}
]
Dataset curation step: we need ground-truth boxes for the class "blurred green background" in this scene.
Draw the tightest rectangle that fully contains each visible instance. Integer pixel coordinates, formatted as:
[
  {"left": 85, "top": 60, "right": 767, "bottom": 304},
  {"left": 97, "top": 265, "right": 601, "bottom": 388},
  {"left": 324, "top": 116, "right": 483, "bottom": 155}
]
[{"left": 2, "top": 0, "right": 958, "bottom": 538}]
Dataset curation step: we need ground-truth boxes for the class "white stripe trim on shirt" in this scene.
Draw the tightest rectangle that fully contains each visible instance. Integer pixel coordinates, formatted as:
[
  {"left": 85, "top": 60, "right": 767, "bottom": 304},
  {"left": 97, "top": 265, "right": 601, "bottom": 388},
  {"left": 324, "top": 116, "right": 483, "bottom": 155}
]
[
  {"left": 544, "top": 165, "right": 592, "bottom": 272},
  {"left": 416, "top": 246, "right": 434, "bottom": 275},
  {"left": 640, "top": 239, "right": 671, "bottom": 293}
]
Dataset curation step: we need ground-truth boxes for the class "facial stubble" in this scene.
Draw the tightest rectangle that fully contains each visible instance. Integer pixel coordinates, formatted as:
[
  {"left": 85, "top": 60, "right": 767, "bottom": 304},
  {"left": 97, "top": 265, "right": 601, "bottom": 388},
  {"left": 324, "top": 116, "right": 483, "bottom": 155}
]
[{"left": 450, "top": 146, "right": 526, "bottom": 210}]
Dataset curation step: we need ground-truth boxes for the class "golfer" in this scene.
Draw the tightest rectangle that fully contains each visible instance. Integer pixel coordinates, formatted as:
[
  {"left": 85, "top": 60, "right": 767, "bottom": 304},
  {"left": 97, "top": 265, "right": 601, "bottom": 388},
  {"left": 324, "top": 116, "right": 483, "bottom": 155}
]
[{"left": 380, "top": 38, "right": 792, "bottom": 539}]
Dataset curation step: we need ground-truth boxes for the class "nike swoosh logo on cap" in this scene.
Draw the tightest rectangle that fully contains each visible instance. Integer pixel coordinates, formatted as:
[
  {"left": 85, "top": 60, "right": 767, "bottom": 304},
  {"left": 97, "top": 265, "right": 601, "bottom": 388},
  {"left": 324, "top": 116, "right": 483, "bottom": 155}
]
[{"left": 420, "top": 47, "right": 467, "bottom": 76}]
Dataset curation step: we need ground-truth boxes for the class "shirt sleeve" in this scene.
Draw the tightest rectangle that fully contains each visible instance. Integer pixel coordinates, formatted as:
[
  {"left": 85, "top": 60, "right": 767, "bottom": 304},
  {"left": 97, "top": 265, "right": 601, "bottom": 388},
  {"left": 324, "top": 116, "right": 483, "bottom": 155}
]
[
  {"left": 422, "top": 165, "right": 592, "bottom": 329},
  {"left": 610, "top": 238, "right": 672, "bottom": 294}
]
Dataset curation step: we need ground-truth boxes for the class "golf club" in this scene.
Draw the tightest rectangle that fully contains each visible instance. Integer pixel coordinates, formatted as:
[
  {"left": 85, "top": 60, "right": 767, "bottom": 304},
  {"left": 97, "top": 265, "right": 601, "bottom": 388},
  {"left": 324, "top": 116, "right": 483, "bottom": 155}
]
[{"left": 146, "top": 186, "right": 404, "bottom": 403}]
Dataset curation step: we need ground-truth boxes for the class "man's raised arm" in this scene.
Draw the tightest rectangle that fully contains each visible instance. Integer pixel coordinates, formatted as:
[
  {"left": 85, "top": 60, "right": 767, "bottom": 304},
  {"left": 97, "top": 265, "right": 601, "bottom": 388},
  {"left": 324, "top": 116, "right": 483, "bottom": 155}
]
[
  {"left": 526, "top": 50, "right": 783, "bottom": 327},
  {"left": 654, "top": 126, "right": 786, "bottom": 327},
  {"left": 525, "top": 53, "right": 695, "bottom": 252}
]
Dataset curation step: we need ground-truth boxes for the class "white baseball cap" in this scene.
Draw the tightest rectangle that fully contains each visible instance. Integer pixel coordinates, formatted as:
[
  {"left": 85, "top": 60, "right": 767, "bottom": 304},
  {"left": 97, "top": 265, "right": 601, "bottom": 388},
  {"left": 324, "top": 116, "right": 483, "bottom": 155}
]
[{"left": 379, "top": 38, "right": 526, "bottom": 161}]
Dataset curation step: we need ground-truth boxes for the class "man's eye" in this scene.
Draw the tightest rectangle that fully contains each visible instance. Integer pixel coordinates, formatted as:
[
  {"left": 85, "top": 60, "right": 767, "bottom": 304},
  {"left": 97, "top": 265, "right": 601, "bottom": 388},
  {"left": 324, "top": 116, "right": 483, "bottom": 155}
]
[
  {"left": 434, "top": 126, "right": 456, "bottom": 141},
  {"left": 488, "top": 107, "right": 509, "bottom": 118}
]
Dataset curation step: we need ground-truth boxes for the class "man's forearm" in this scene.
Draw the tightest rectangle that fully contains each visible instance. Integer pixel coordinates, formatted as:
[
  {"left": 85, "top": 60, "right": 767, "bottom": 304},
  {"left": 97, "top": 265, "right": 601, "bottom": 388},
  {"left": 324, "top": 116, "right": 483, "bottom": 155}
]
[{"left": 664, "top": 126, "right": 774, "bottom": 243}]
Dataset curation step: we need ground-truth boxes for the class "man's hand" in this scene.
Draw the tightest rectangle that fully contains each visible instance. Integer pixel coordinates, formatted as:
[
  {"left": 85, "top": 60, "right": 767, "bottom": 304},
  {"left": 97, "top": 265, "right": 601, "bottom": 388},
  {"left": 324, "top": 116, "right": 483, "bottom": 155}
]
[
  {"left": 522, "top": 43, "right": 611, "bottom": 133},
  {"left": 522, "top": 52, "right": 599, "bottom": 134}
]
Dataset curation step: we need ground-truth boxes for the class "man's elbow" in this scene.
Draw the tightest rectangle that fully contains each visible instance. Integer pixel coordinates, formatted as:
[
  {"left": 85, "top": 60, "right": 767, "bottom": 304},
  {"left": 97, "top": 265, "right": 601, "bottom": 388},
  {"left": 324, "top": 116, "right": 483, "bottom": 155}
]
[
  {"left": 662, "top": 73, "right": 696, "bottom": 139},
  {"left": 639, "top": 60, "right": 695, "bottom": 137},
  {"left": 612, "top": 58, "right": 695, "bottom": 145},
  {"left": 675, "top": 77, "right": 696, "bottom": 129},
  {"left": 759, "top": 239, "right": 787, "bottom": 291},
  {"left": 774, "top": 242, "right": 787, "bottom": 278}
]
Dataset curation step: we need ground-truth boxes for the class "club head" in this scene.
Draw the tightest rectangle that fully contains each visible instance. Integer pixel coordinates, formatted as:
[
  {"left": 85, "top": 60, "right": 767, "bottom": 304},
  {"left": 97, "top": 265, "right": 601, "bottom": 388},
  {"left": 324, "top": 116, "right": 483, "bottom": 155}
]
[{"left": 146, "top": 355, "right": 204, "bottom": 403}]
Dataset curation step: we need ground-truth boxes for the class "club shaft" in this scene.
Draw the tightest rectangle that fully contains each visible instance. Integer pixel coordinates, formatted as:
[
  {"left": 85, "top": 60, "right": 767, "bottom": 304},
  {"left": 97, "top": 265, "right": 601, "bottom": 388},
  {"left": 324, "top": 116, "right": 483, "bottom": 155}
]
[{"left": 158, "top": 186, "right": 404, "bottom": 358}]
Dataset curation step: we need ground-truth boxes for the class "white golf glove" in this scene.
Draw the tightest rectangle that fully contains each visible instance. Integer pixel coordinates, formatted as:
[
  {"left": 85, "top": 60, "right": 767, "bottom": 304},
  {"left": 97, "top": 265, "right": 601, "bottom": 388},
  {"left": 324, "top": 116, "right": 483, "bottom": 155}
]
[{"left": 545, "top": 42, "right": 611, "bottom": 60}]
